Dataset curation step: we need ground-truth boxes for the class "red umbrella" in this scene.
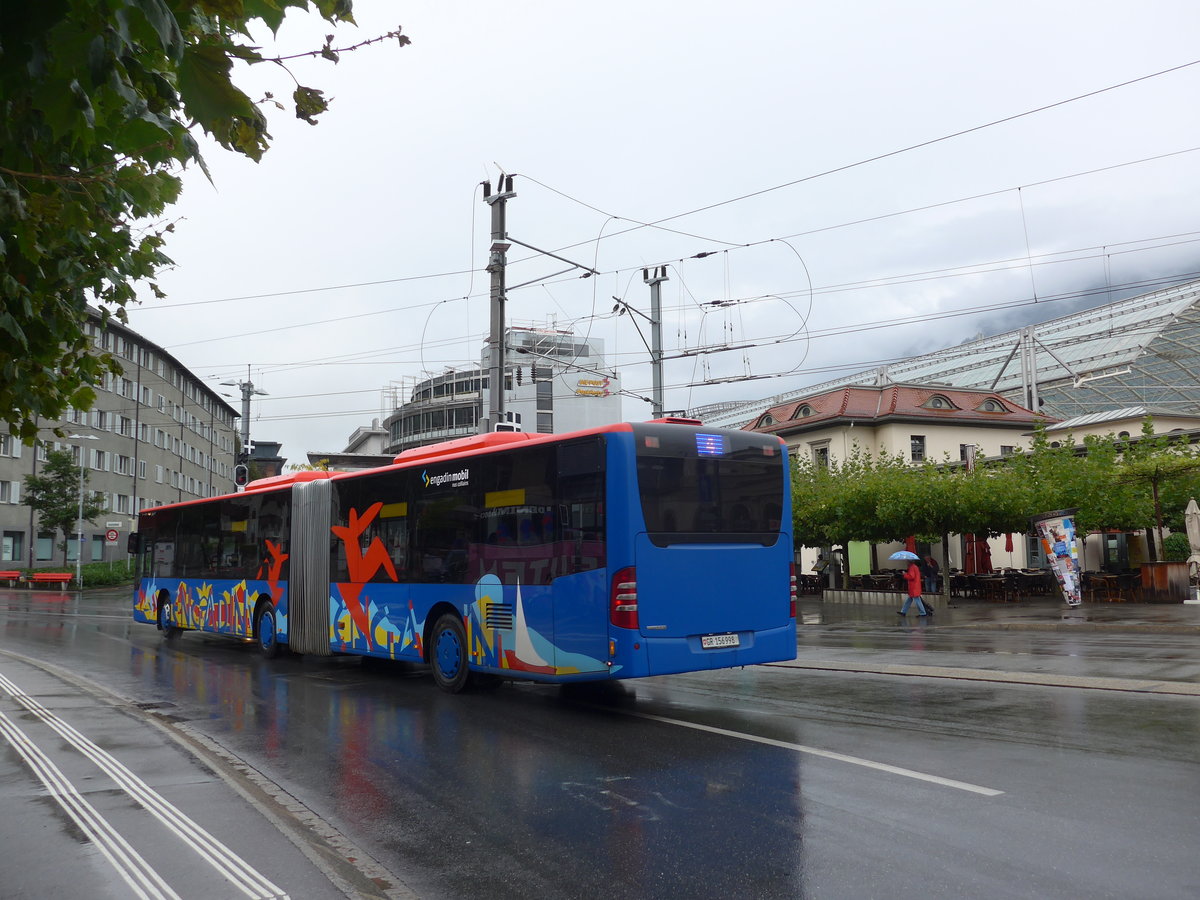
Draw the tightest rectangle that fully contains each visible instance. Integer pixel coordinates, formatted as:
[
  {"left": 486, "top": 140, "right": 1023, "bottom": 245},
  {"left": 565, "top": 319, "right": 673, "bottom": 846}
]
[{"left": 1004, "top": 533, "right": 1014, "bottom": 552}]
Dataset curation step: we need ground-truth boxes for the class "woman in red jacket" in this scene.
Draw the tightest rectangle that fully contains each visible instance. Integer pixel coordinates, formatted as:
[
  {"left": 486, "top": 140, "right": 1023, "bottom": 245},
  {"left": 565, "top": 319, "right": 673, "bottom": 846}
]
[{"left": 898, "top": 561, "right": 929, "bottom": 616}]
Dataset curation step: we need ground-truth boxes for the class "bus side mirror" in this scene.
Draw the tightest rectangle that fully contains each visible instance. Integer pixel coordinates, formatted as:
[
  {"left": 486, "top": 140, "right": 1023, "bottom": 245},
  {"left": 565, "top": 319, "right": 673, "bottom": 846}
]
[{"left": 127, "top": 533, "right": 142, "bottom": 555}]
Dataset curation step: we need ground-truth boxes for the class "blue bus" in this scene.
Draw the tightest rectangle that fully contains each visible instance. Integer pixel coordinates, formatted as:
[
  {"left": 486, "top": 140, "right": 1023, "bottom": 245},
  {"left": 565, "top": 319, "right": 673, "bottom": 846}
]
[{"left": 132, "top": 419, "right": 796, "bottom": 692}]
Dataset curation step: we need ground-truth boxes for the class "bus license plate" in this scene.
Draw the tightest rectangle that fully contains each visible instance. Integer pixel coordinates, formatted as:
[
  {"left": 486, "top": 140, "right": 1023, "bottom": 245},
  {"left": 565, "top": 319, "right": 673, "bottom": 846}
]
[{"left": 701, "top": 633, "right": 739, "bottom": 649}]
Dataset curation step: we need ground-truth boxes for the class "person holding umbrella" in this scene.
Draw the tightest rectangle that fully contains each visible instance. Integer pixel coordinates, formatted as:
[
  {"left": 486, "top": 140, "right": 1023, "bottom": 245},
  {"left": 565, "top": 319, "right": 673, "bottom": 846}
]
[{"left": 890, "top": 550, "right": 929, "bottom": 617}]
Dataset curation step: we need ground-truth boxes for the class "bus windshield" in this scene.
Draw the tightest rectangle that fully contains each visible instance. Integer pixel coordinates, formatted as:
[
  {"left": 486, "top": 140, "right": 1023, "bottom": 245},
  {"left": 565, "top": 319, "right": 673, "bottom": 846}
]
[{"left": 633, "top": 425, "right": 784, "bottom": 545}]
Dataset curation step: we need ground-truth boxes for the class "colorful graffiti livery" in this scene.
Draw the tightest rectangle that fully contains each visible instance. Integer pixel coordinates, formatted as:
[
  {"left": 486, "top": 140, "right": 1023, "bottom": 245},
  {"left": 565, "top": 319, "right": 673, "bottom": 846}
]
[{"left": 132, "top": 421, "right": 797, "bottom": 692}]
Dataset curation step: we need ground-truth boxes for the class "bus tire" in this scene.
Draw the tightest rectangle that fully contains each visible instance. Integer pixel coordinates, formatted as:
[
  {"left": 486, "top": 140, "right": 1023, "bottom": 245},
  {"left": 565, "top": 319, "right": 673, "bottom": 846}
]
[
  {"left": 429, "top": 612, "right": 470, "bottom": 693},
  {"left": 255, "top": 601, "right": 280, "bottom": 659},
  {"left": 157, "top": 596, "right": 181, "bottom": 641}
]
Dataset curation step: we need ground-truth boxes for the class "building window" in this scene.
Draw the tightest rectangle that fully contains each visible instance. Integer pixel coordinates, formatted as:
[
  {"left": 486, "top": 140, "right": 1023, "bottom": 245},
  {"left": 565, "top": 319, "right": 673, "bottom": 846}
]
[
  {"left": 794, "top": 405, "right": 814, "bottom": 418},
  {"left": 2, "top": 532, "right": 24, "bottom": 563},
  {"left": 924, "top": 395, "right": 955, "bottom": 410},
  {"left": 138, "top": 460, "right": 147, "bottom": 479},
  {"left": 537, "top": 412, "right": 553, "bottom": 434},
  {"left": 910, "top": 435, "right": 926, "bottom": 462},
  {"left": 977, "top": 398, "right": 1007, "bottom": 413},
  {"left": 37, "top": 532, "right": 54, "bottom": 561},
  {"left": 91, "top": 535, "right": 105, "bottom": 560},
  {"left": 1000, "top": 445, "right": 1016, "bottom": 456}
]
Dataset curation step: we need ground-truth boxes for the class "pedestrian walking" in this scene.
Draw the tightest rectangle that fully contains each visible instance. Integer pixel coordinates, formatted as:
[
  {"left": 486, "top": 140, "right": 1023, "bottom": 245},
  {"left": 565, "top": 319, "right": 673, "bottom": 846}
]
[
  {"left": 897, "top": 561, "right": 928, "bottom": 617},
  {"left": 921, "top": 555, "right": 940, "bottom": 595}
]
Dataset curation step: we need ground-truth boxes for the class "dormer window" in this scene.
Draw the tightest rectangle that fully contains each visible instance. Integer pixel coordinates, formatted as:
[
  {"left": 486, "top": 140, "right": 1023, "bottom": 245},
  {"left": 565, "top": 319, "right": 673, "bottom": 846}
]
[
  {"left": 794, "top": 404, "right": 814, "bottom": 418},
  {"left": 977, "top": 398, "right": 1007, "bottom": 413},
  {"left": 923, "top": 395, "right": 956, "bottom": 410},
  {"left": 758, "top": 414, "right": 775, "bottom": 427}
]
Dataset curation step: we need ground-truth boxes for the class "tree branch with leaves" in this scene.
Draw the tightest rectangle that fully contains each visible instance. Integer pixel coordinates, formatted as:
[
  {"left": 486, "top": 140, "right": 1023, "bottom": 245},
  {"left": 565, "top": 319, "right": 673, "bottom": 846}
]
[{"left": 0, "top": 1, "right": 408, "bottom": 442}]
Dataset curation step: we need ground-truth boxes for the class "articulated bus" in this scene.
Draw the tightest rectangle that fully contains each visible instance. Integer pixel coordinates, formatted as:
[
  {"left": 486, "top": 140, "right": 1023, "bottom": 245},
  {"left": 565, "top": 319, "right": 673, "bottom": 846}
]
[{"left": 132, "top": 419, "right": 797, "bottom": 692}]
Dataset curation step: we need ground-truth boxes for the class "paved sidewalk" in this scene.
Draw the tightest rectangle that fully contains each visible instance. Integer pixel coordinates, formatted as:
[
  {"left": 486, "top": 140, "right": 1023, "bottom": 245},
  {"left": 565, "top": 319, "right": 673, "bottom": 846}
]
[
  {"left": 804, "top": 593, "right": 1200, "bottom": 633},
  {"left": 0, "top": 645, "right": 409, "bottom": 900},
  {"left": 781, "top": 596, "right": 1200, "bottom": 695}
]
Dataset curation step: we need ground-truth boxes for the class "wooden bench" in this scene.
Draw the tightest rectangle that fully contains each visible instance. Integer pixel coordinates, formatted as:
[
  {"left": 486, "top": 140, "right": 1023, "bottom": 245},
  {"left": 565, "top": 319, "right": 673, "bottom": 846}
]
[
  {"left": 0, "top": 570, "right": 20, "bottom": 586},
  {"left": 29, "top": 572, "right": 73, "bottom": 590}
]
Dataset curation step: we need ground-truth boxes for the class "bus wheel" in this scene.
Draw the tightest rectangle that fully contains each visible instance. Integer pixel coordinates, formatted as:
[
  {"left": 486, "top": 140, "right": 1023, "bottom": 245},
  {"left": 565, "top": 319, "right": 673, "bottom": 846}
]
[
  {"left": 255, "top": 602, "right": 280, "bottom": 659},
  {"left": 157, "top": 598, "right": 181, "bottom": 641},
  {"left": 430, "top": 612, "right": 470, "bottom": 693}
]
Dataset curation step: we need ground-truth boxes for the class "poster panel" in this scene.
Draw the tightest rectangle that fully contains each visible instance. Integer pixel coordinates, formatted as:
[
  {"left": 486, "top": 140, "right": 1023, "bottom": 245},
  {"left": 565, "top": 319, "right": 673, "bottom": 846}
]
[{"left": 1031, "top": 508, "right": 1082, "bottom": 607}]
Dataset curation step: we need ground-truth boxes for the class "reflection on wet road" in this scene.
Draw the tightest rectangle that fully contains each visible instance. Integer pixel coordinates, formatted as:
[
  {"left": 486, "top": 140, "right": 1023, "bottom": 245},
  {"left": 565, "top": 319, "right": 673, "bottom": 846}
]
[{"left": 2, "top": 589, "right": 1198, "bottom": 900}]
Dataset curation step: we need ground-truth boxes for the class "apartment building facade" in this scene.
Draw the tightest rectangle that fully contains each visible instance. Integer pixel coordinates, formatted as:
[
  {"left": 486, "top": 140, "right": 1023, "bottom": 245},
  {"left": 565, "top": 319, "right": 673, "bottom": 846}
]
[{"left": 0, "top": 312, "right": 240, "bottom": 568}]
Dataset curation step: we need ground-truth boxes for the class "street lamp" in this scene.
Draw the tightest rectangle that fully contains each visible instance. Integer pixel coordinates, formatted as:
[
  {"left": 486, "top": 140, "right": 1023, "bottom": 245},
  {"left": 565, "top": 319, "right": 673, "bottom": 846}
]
[{"left": 67, "top": 433, "right": 98, "bottom": 590}]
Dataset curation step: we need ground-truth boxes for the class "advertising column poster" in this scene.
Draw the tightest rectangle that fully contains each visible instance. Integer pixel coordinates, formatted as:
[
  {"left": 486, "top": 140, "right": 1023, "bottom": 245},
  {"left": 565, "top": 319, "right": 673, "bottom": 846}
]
[{"left": 1031, "top": 508, "right": 1082, "bottom": 607}]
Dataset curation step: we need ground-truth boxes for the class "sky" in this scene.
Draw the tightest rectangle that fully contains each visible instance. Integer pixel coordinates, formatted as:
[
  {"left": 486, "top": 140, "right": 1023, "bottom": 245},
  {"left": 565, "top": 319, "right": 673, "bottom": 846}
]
[{"left": 121, "top": 0, "right": 1200, "bottom": 462}]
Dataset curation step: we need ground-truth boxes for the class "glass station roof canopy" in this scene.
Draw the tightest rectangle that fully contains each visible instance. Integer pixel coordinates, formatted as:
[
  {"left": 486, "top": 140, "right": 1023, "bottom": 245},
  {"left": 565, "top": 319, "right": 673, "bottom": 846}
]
[{"left": 700, "top": 277, "right": 1200, "bottom": 427}]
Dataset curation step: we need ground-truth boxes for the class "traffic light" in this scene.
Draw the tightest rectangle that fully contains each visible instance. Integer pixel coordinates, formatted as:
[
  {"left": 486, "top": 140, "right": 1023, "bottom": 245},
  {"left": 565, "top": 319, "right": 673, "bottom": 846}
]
[{"left": 234, "top": 464, "right": 249, "bottom": 488}]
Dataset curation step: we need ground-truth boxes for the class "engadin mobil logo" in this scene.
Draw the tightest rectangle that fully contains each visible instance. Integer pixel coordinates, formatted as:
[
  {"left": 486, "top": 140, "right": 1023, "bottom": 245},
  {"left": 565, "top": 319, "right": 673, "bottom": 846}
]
[{"left": 424, "top": 467, "right": 470, "bottom": 488}]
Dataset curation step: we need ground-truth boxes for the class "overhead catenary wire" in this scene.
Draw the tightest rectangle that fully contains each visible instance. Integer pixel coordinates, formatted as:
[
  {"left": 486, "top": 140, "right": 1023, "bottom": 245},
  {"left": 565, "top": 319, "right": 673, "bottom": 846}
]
[
  {"left": 141, "top": 135, "right": 1199, "bottom": 339},
  {"left": 239, "top": 269, "right": 1200, "bottom": 421},
  {"left": 148, "top": 139, "right": 1200, "bottom": 361},
  {"left": 192, "top": 233, "right": 1200, "bottom": 379}
]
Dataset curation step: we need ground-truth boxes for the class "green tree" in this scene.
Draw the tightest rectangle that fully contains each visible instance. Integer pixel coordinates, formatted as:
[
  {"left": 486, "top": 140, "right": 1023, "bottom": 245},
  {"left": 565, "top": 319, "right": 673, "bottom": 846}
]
[
  {"left": 1114, "top": 418, "right": 1200, "bottom": 555},
  {"left": 23, "top": 449, "right": 106, "bottom": 565},
  {"left": 0, "top": 1, "right": 407, "bottom": 441},
  {"left": 793, "top": 446, "right": 1032, "bottom": 551}
]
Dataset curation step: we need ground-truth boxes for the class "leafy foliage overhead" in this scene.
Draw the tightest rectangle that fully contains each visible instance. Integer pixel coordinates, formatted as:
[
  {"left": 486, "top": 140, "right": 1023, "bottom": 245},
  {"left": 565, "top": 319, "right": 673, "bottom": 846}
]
[{"left": 0, "top": 1, "right": 407, "bottom": 442}]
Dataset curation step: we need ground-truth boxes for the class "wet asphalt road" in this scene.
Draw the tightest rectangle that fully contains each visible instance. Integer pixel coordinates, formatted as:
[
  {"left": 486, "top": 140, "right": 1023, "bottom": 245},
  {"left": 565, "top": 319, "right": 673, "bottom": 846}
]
[{"left": 1, "top": 588, "right": 1198, "bottom": 900}]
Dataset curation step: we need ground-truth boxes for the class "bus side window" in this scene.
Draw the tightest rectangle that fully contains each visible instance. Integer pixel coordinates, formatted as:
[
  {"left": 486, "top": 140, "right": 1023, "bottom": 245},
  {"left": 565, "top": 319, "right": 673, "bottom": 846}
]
[{"left": 558, "top": 438, "right": 606, "bottom": 573}]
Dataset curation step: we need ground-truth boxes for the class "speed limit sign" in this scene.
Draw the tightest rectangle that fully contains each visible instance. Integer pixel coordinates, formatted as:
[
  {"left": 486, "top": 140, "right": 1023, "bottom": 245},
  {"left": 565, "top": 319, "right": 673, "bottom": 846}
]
[{"left": 105, "top": 529, "right": 119, "bottom": 544}]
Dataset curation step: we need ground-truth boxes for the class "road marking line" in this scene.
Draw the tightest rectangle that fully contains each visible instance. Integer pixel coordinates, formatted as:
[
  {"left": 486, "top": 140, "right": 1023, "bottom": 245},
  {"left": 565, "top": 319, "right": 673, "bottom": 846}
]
[
  {"left": 0, "top": 710, "right": 182, "bottom": 900},
  {"left": 0, "top": 671, "right": 288, "bottom": 899},
  {"left": 628, "top": 710, "right": 1004, "bottom": 797}
]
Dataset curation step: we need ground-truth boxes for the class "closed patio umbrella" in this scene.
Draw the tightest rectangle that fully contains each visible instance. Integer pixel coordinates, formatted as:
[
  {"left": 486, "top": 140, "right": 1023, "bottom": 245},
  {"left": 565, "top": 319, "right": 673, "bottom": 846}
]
[{"left": 1185, "top": 499, "right": 1200, "bottom": 578}]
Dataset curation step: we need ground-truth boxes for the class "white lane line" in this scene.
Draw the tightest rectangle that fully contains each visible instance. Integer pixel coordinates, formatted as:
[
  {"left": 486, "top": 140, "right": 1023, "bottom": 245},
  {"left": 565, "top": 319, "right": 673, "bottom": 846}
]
[
  {"left": 0, "top": 672, "right": 288, "bottom": 900},
  {"left": 0, "top": 710, "right": 182, "bottom": 900},
  {"left": 628, "top": 710, "right": 1004, "bottom": 797}
]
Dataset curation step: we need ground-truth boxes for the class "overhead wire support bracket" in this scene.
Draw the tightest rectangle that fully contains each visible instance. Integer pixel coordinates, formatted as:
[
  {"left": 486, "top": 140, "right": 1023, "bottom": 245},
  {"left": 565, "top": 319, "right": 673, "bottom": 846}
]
[
  {"left": 508, "top": 266, "right": 578, "bottom": 292},
  {"left": 505, "top": 236, "right": 600, "bottom": 276}
]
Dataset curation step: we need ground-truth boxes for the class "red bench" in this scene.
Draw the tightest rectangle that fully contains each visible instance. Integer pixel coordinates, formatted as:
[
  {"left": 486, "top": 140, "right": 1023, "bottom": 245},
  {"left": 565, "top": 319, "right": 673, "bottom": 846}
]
[
  {"left": 30, "top": 572, "right": 73, "bottom": 590},
  {"left": 0, "top": 570, "right": 19, "bottom": 586}
]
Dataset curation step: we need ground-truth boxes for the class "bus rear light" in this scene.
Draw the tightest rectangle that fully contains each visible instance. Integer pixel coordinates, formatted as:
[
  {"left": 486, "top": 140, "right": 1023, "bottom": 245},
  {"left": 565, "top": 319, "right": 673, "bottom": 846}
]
[
  {"left": 789, "top": 563, "right": 797, "bottom": 618},
  {"left": 610, "top": 566, "right": 638, "bottom": 629}
]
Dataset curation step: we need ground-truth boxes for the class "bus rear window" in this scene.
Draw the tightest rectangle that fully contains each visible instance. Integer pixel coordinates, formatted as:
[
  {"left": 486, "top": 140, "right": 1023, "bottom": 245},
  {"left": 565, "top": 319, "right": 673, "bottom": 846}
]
[{"left": 633, "top": 425, "right": 784, "bottom": 545}]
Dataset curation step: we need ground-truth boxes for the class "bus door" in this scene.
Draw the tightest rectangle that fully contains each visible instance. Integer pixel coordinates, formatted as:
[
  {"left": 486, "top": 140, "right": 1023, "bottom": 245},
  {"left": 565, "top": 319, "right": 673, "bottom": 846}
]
[{"left": 549, "top": 438, "right": 609, "bottom": 674}]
